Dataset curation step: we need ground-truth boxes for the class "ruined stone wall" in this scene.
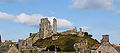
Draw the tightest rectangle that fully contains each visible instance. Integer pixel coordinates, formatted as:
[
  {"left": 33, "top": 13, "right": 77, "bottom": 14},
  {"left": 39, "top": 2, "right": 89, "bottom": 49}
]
[
  {"left": 39, "top": 18, "right": 50, "bottom": 39},
  {"left": 61, "top": 27, "right": 77, "bottom": 35},
  {"left": 53, "top": 18, "right": 57, "bottom": 34},
  {"left": 26, "top": 38, "right": 33, "bottom": 48},
  {"left": 39, "top": 18, "right": 56, "bottom": 39},
  {"left": 18, "top": 39, "right": 26, "bottom": 51},
  {"left": 77, "top": 28, "right": 84, "bottom": 37}
]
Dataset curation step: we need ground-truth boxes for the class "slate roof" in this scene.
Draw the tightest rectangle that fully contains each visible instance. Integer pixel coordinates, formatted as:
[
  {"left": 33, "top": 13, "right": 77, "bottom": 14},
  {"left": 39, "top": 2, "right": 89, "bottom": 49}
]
[
  {"left": 91, "top": 44, "right": 120, "bottom": 53},
  {"left": 91, "top": 44, "right": 100, "bottom": 50},
  {"left": 114, "top": 46, "right": 120, "bottom": 53},
  {"left": 0, "top": 45, "right": 10, "bottom": 53}
]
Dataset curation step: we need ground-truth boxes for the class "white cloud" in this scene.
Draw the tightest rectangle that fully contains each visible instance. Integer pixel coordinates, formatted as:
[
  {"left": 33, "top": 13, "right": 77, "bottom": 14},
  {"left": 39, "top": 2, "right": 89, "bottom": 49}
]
[
  {"left": 14, "top": 13, "right": 43, "bottom": 26},
  {"left": 14, "top": 14, "right": 73, "bottom": 29},
  {"left": 81, "top": 26, "right": 90, "bottom": 30},
  {"left": 57, "top": 19, "right": 73, "bottom": 30},
  {"left": 0, "top": 12, "right": 73, "bottom": 30},
  {"left": 0, "top": 12, "right": 14, "bottom": 20},
  {"left": 116, "top": 10, "right": 120, "bottom": 14},
  {"left": 71, "top": 0, "right": 116, "bottom": 10}
]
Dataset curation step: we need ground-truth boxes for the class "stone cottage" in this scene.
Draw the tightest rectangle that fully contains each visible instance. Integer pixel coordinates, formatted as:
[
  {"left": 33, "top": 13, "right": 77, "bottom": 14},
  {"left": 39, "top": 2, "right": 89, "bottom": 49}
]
[{"left": 91, "top": 35, "right": 120, "bottom": 53}]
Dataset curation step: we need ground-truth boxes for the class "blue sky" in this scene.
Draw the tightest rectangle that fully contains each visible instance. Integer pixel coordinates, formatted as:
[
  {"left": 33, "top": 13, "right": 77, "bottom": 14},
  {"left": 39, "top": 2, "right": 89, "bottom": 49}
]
[{"left": 0, "top": 0, "right": 120, "bottom": 45}]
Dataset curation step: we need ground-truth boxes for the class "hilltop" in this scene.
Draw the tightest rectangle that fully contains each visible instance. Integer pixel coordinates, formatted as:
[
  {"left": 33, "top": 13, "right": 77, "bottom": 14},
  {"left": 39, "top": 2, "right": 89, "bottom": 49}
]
[{"left": 32, "top": 33, "right": 99, "bottom": 52}]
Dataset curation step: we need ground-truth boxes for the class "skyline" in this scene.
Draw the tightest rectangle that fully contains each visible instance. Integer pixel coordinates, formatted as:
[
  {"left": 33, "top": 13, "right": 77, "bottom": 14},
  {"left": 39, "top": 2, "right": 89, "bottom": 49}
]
[{"left": 0, "top": 0, "right": 120, "bottom": 45}]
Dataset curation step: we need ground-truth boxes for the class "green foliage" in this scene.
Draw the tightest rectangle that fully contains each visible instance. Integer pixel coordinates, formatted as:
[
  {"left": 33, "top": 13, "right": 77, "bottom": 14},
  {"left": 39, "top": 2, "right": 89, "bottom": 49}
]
[
  {"left": 84, "top": 32, "right": 88, "bottom": 36},
  {"left": 33, "top": 33, "right": 99, "bottom": 52},
  {"left": 29, "top": 33, "right": 37, "bottom": 39},
  {"left": 84, "top": 32, "right": 93, "bottom": 38},
  {"left": 88, "top": 34, "right": 93, "bottom": 37},
  {"left": 21, "top": 51, "right": 24, "bottom": 53},
  {"left": 43, "top": 45, "right": 61, "bottom": 52},
  {"left": 52, "top": 33, "right": 61, "bottom": 36}
]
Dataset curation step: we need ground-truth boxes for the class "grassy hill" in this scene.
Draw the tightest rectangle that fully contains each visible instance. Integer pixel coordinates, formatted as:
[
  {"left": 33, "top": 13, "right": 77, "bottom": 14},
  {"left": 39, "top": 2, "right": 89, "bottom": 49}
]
[{"left": 33, "top": 33, "right": 99, "bottom": 52}]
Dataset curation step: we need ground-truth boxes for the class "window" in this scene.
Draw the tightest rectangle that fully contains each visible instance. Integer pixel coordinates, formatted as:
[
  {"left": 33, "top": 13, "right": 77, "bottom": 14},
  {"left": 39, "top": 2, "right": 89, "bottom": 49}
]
[{"left": 98, "top": 51, "right": 101, "bottom": 53}]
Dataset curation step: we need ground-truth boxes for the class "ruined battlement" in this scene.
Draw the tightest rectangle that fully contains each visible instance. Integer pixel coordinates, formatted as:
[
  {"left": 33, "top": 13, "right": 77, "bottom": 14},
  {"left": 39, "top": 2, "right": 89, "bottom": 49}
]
[
  {"left": 18, "top": 39, "right": 24, "bottom": 42},
  {"left": 39, "top": 18, "right": 57, "bottom": 39},
  {"left": 61, "top": 27, "right": 77, "bottom": 35}
]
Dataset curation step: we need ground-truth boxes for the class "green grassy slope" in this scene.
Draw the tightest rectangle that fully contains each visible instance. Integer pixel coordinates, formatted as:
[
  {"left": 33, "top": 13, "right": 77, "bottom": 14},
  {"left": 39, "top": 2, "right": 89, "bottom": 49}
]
[{"left": 33, "top": 34, "right": 99, "bottom": 52}]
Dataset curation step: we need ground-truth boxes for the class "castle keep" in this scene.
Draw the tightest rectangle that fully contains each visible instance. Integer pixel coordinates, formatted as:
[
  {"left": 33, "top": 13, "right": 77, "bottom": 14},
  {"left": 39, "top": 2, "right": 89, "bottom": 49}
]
[
  {"left": 53, "top": 18, "right": 57, "bottom": 34},
  {"left": 39, "top": 18, "right": 57, "bottom": 39}
]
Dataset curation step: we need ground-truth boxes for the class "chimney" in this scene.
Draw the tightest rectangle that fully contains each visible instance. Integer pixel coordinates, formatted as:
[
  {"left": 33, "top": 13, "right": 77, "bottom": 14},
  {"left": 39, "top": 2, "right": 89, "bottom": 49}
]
[{"left": 101, "top": 35, "right": 110, "bottom": 44}]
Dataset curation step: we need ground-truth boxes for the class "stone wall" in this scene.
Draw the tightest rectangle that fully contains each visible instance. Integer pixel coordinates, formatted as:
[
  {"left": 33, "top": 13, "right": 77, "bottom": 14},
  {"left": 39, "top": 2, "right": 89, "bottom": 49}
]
[
  {"left": 77, "top": 27, "right": 84, "bottom": 37},
  {"left": 39, "top": 18, "right": 57, "bottom": 39},
  {"left": 61, "top": 27, "right": 77, "bottom": 35},
  {"left": 53, "top": 18, "right": 57, "bottom": 34},
  {"left": 39, "top": 18, "right": 53, "bottom": 39}
]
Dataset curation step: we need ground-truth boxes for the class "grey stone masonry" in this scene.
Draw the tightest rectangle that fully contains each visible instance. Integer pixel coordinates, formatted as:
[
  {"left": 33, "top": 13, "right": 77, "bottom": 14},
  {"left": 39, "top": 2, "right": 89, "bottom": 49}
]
[
  {"left": 78, "top": 27, "right": 84, "bottom": 37},
  {"left": 101, "top": 35, "right": 110, "bottom": 45},
  {"left": 39, "top": 18, "right": 57, "bottom": 39},
  {"left": 39, "top": 18, "right": 53, "bottom": 39},
  {"left": 53, "top": 18, "right": 57, "bottom": 34}
]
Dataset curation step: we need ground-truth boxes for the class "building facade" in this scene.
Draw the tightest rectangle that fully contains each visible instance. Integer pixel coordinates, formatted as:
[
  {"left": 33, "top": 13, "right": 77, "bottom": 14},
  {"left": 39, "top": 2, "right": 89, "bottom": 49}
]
[{"left": 91, "top": 35, "right": 120, "bottom": 53}]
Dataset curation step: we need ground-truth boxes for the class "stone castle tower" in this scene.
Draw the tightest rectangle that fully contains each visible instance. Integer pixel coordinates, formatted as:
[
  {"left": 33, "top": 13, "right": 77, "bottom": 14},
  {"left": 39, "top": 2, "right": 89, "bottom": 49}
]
[
  {"left": 78, "top": 27, "right": 84, "bottom": 37},
  {"left": 0, "top": 34, "right": 1, "bottom": 43},
  {"left": 53, "top": 18, "right": 57, "bottom": 34},
  {"left": 39, "top": 18, "right": 57, "bottom": 39},
  {"left": 39, "top": 18, "right": 52, "bottom": 39}
]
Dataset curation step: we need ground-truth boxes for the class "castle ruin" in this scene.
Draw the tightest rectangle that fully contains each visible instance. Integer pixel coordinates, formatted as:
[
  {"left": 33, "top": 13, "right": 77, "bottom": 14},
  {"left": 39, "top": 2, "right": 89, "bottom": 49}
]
[
  {"left": 53, "top": 18, "right": 57, "bottom": 34},
  {"left": 78, "top": 27, "right": 84, "bottom": 37},
  {"left": 39, "top": 18, "right": 57, "bottom": 39},
  {"left": 61, "top": 27, "right": 77, "bottom": 35}
]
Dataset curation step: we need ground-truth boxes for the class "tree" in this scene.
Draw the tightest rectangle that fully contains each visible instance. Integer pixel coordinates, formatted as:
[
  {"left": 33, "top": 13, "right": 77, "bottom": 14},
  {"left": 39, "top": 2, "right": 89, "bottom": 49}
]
[
  {"left": 45, "top": 45, "right": 61, "bottom": 52},
  {"left": 88, "top": 34, "right": 92, "bottom": 38}
]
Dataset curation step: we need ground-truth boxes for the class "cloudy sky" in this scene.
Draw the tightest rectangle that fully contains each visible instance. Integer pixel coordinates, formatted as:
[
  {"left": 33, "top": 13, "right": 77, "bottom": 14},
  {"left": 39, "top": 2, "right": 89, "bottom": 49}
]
[{"left": 0, "top": 0, "right": 120, "bottom": 45}]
